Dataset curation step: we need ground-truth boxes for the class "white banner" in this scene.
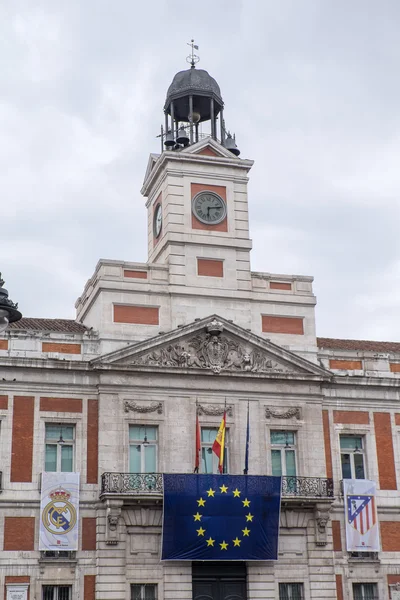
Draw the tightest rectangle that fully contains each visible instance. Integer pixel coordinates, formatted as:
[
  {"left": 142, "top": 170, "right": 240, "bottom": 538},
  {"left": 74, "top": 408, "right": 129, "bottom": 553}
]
[
  {"left": 344, "top": 479, "right": 380, "bottom": 552},
  {"left": 39, "top": 472, "right": 80, "bottom": 551}
]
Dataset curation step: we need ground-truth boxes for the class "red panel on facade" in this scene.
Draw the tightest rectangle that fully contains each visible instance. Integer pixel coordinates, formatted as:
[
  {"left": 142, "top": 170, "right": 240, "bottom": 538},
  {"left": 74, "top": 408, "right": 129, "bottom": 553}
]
[
  {"left": 10, "top": 396, "right": 34, "bottom": 482},
  {"left": 374, "top": 412, "right": 397, "bottom": 490},
  {"left": 87, "top": 399, "right": 99, "bottom": 484}
]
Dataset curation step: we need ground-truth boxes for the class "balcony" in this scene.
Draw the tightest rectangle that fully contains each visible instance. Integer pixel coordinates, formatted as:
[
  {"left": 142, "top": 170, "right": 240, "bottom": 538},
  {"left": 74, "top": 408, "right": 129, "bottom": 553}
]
[{"left": 101, "top": 473, "right": 334, "bottom": 500}]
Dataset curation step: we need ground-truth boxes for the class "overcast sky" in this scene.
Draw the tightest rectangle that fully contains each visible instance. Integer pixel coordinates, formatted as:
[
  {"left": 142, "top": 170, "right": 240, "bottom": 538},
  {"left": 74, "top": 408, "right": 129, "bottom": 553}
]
[{"left": 2, "top": 0, "right": 400, "bottom": 341}]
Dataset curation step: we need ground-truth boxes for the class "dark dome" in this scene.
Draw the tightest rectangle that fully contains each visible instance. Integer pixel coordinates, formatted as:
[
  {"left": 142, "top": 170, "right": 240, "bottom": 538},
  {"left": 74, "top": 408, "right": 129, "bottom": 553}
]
[{"left": 164, "top": 67, "right": 224, "bottom": 123}]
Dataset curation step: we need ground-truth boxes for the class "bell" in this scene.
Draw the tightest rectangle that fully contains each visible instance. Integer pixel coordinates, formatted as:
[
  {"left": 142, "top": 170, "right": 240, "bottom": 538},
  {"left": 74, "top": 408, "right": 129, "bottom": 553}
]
[
  {"left": 164, "top": 130, "right": 175, "bottom": 147},
  {"left": 225, "top": 133, "right": 240, "bottom": 156},
  {"left": 176, "top": 126, "right": 189, "bottom": 146}
]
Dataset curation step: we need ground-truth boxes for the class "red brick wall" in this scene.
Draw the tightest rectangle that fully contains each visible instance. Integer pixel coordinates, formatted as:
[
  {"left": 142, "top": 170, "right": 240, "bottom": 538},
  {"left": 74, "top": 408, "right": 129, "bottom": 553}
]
[
  {"left": 374, "top": 412, "right": 397, "bottom": 490},
  {"left": 0, "top": 395, "right": 8, "bottom": 409},
  {"left": 0, "top": 339, "right": 8, "bottom": 350},
  {"left": 124, "top": 270, "right": 148, "bottom": 279},
  {"left": 40, "top": 397, "right": 82, "bottom": 413},
  {"left": 191, "top": 183, "right": 228, "bottom": 232},
  {"left": 262, "top": 315, "right": 304, "bottom": 335},
  {"left": 332, "top": 520, "right": 342, "bottom": 551},
  {"left": 87, "top": 400, "right": 99, "bottom": 484},
  {"left": 197, "top": 259, "right": 224, "bottom": 277},
  {"left": 113, "top": 305, "right": 159, "bottom": 325},
  {"left": 395, "top": 414, "right": 400, "bottom": 426},
  {"left": 335, "top": 574, "right": 343, "bottom": 600},
  {"left": 11, "top": 396, "right": 34, "bottom": 482},
  {"left": 322, "top": 410, "right": 333, "bottom": 479},
  {"left": 197, "top": 146, "right": 219, "bottom": 157},
  {"left": 333, "top": 411, "right": 369, "bottom": 424},
  {"left": 329, "top": 359, "right": 362, "bottom": 370},
  {"left": 390, "top": 363, "right": 400, "bottom": 373},
  {"left": 270, "top": 282, "right": 292, "bottom": 290},
  {"left": 388, "top": 575, "right": 400, "bottom": 598},
  {"left": 82, "top": 518, "right": 97, "bottom": 550},
  {"left": 4, "top": 517, "right": 35, "bottom": 550},
  {"left": 42, "top": 342, "right": 81, "bottom": 354},
  {"left": 381, "top": 522, "right": 400, "bottom": 551},
  {"left": 84, "top": 575, "right": 96, "bottom": 600}
]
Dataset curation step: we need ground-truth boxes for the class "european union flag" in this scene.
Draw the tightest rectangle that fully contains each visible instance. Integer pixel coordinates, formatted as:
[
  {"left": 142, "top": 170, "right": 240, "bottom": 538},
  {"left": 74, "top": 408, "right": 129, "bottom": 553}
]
[{"left": 162, "top": 474, "right": 281, "bottom": 561}]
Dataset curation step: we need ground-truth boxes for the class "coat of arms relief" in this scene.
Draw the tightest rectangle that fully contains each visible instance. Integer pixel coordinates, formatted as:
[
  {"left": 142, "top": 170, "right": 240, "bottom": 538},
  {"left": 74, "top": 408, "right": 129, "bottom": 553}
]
[{"left": 127, "top": 319, "right": 296, "bottom": 375}]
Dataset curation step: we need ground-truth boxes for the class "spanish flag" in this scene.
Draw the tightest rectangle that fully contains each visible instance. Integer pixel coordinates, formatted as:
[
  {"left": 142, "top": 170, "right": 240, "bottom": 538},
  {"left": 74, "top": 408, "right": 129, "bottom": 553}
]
[{"left": 212, "top": 411, "right": 226, "bottom": 474}]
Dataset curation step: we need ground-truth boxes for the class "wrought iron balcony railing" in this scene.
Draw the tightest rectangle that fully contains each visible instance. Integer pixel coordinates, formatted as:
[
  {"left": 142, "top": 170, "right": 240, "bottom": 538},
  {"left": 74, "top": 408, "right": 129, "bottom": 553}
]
[{"left": 101, "top": 473, "right": 334, "bottom": 498}]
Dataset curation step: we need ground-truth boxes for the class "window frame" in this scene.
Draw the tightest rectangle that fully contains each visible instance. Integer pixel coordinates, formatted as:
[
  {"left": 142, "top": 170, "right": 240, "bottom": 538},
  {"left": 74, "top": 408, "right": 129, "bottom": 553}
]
[
  {"left": 129, "top": 425, "right": 158, "bottom": 474},
  {"left": 200, "top": 426, "right": 229, "bottom": 474},
  {"left": 340, "top": 434, "right": 366, "bottom": 480},
  {"left": 42, "top": 585, "right": 73, "bottom": 600},
  {"left": 270, "top": 430, "right": 297, "bottom": 477},
  {"left": 352, "top": 582, "right": 378, "bottom": 600},
  {"left": 278, "top": 582, "right": 304, "bottom": 600},
  {"left": 44, "top": 423, "right": 75, "bottom": 473},
  {"left": 131, "top": 583, "right": 158, "bottom": 600}
]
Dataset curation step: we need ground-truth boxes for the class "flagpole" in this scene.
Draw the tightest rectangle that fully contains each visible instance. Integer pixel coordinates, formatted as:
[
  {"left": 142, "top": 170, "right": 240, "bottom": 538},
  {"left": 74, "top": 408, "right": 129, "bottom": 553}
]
[
  {"left": 243, "top": 401, "right": 249, "bottom": 475},
  {"left": 194, "top": 399, "right": 200, "bottom": 473}
]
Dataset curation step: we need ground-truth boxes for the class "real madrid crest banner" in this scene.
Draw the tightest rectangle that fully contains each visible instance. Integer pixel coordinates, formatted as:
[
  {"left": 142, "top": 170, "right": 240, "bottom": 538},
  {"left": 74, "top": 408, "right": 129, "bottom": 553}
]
[
  {"left": 39, "top": 472, "right": 80, "bottom": 551},
  {"left": 161, "top": 474, "right": 281, "bottom": 560},
  {"left": 344, "top": 479, "right": 380, "bottom": 552}
]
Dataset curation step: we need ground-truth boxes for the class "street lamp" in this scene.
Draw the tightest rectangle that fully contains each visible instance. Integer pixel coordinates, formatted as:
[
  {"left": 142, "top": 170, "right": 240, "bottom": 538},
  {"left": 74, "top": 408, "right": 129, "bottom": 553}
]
[{"left": 0, "top": 274, "right": 22, "bottom": 333}]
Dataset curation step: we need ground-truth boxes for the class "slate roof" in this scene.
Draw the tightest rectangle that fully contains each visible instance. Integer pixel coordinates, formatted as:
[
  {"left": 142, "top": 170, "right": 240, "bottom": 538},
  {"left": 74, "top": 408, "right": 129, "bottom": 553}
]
[
  {"left": 317, "top": 337, "right": 400, "bottom": 353},
  {"left": 8, "top": 318, "right": 88, "bottom": 334}
]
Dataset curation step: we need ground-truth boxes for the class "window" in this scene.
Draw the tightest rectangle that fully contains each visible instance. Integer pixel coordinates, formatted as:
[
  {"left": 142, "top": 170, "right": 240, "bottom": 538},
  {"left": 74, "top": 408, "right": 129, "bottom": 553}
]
[
  {"left": 131, "top": 584, "right": 157, "bottom": 600},
  {"left": 129, "top": 425, "right": 157, "bottom": 473},
  {"left": 40, "top": 550, "right": 76, "bottom": 560},
  {"left": 279, "top": 583, "right": 304, "bottom": 600},
  {"left": 353, "top": 583, "right": 378, "bottom": 600},
  {"left": 201, "top": 427, "right": 229, "bottom": 474},
  {"left": 42, "top": 586, "right": 72, "bottom": 600},
  {"left": 340, "top": 435, "right": 365, "bottom": 479},
  {"left": 271, "top": 431, "right": 297, "bottom": 477},
  {"left": 45, "top": 424, "right": 75, "bottom": 472}
]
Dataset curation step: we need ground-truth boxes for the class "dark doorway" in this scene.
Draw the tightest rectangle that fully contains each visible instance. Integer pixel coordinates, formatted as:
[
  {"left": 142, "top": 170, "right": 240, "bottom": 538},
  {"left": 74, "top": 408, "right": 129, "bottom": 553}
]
[{"left": 192, "top": 562, "right": 247, "bottom": 600}]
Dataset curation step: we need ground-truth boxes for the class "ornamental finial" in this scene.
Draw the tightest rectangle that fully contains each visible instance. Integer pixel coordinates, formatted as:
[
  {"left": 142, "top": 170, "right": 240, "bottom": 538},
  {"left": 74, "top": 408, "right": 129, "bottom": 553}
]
[{"left": 186, "top": 39, "right": 200, "bottom": 68}]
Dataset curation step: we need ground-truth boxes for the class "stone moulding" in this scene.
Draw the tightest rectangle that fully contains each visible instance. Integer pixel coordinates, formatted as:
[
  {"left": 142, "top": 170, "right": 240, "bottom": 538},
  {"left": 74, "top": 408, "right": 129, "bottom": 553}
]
[
  {"left": 265, "top": 406, "right": 301, "bottom": 420},
  {"left": 124, "top": 401, "right": 163, "bottom": 414},
  {"left": 197, "top": 403, "right": 233, "bottom": 417}
]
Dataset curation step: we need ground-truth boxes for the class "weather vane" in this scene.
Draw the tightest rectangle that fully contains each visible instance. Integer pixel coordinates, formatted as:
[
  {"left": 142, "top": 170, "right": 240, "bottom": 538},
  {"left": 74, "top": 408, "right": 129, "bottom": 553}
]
[{"left": 186, "top": 39, "right": 200, "bottom": 68}]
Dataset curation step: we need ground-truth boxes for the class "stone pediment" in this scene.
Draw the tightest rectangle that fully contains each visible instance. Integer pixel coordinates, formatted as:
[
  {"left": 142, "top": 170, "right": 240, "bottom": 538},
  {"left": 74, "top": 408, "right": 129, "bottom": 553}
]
[{"left": 93, "top": 316, "right": 330, "bottom": 379}]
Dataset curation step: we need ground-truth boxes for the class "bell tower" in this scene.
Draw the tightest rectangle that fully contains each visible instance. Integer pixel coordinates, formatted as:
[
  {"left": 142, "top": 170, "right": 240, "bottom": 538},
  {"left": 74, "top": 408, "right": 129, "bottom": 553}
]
[{"left": 141, "top": 44, "right": 254, "bottom": 294}]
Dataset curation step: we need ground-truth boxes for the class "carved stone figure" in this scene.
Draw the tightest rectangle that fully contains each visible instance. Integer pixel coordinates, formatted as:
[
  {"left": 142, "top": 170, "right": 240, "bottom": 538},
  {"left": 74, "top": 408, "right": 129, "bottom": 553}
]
[
  {"left": 314, "top": 506, "right": 331, "bottom": 546},
  {"left": 128, "top": 320, "right": 296, "bottom": 376},
  {"left": 197, "top": 404, "right": 233, "bottom": 417}
]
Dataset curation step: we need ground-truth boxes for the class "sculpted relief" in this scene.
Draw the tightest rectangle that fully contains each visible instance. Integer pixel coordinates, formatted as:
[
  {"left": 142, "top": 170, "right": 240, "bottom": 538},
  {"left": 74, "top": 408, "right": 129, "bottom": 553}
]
[{"left": 127, "top": 319, "right": 295, "bottom": 375}]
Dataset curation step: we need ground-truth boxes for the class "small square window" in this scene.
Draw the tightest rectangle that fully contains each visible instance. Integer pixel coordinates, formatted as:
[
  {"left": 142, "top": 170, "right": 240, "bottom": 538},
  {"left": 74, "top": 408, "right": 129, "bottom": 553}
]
[
  {"left": 131, "top": 584, "right": 157, "bottom": 600},
  {"left": 279, "top": 583, "right": 304, "bottom": 600},
  {"left": 353, "top": 582, "right": 378, "bottom": 600},
  {"left": 42, "top": 586, "right": 72, "bottom": 600}
]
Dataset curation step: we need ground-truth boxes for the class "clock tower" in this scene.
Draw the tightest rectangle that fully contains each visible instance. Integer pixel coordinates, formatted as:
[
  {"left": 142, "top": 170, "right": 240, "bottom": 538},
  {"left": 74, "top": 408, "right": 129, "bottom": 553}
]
[
  {"left": 77, "top": 48, "right": 317, "bottom": 358},
  {"left": 142, "top": 54, "right": 254, "bottom": 296}
]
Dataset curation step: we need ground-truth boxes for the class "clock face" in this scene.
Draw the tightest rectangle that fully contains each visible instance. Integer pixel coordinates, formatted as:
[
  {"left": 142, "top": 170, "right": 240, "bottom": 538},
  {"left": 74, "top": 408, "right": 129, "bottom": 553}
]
[
  {"left": 192, "top": 191, "right": 227, "bottom": 225},
  {"left": 154, "top": 204, "right": 162, "bottom": 238}
]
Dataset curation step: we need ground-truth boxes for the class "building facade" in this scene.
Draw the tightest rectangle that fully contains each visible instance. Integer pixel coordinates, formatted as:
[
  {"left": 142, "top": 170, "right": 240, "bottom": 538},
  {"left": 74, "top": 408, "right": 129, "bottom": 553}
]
[{"left": 1, "top": 60, "right": 400, "bottom": 600}]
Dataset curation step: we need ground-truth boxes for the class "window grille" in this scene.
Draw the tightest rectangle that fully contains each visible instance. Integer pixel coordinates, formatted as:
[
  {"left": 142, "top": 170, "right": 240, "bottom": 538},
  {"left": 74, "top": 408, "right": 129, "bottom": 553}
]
[
  {"left": 279, "top": 583, "right": 304, "bottom": 600},
  {"left": 131, "top": 584, "right": 157, "bottom": 600},
  {"left": 42, "top": 586, "right": 72, "bottom": 600},
  {"left": 353, "top": 583, "right": 378, "bottom": 600}
]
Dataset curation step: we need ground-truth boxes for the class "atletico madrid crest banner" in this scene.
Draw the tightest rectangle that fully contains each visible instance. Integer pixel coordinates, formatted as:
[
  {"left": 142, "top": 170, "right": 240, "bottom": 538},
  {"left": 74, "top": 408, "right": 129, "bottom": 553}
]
[
  {"left": 344, "top": 479, "right": 380, "bottom": 552},
  {"left": 39, "top": 472, "right": 80, "bottom": 551},
  {"left": 161, "top": 474, "right": 281, "bottom": 560}
]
